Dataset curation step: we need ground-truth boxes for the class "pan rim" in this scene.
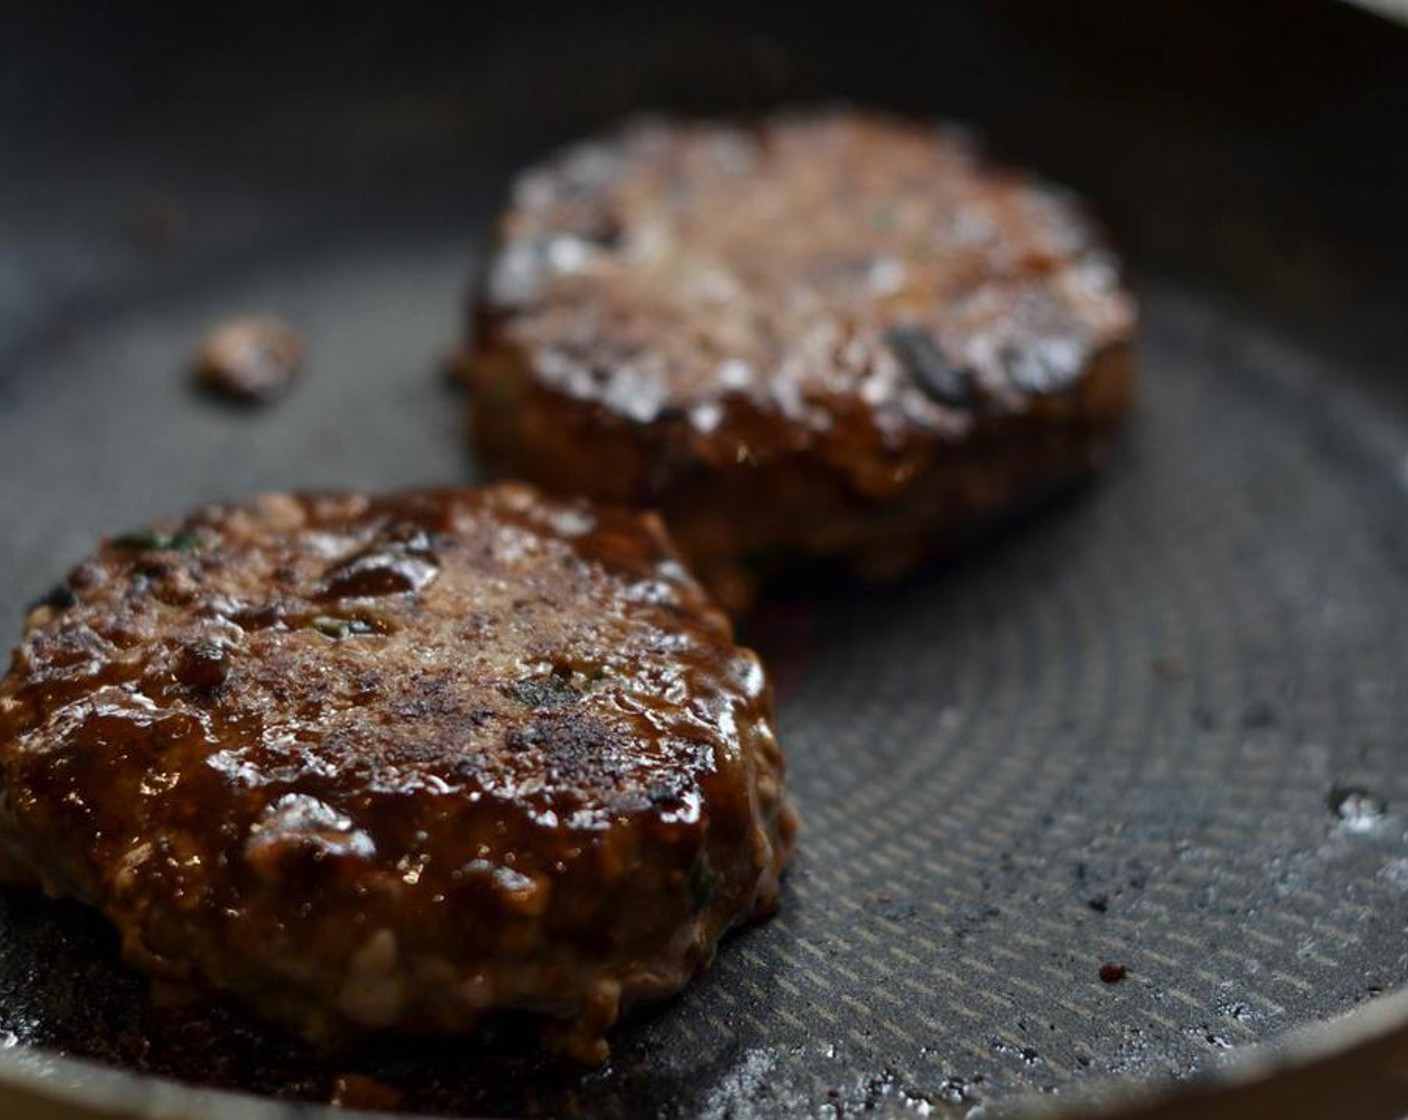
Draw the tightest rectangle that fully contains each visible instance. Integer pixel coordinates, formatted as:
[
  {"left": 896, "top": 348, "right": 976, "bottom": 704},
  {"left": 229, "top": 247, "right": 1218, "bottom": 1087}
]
[{"left": 3, "top": 983, "right": 1408, "bottom": 1120}]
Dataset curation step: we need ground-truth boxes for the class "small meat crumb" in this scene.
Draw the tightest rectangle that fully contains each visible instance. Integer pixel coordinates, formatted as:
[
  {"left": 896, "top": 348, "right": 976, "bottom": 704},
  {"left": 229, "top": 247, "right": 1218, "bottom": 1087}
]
[
  {"left": 174, "top": 641, "right": 229, "bottom": 692},
  {"left": 330, "top": 1073, "right": 404, "bottom": 1110},
  {"left": 1099, "top": 962, "right": 1128, "bottom": 983},
  {"left": 193, "top": 315, "right": 303, "bottom": 403}
]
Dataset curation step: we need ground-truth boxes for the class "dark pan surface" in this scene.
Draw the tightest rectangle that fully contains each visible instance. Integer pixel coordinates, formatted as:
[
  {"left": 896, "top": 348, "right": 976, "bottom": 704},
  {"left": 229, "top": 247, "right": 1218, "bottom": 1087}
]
[{"left": 1, "top": 3, "right": 1406, "bottom": 1116}]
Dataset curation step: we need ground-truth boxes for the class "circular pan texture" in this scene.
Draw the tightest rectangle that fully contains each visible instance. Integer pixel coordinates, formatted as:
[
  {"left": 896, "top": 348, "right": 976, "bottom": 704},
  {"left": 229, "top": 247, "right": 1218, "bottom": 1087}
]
[
  {"left": 467, "top": 109, "right": 1137, "bottom": 613},
  {"left": 0, "top": 484, "right": 795, "bottom": 1064}
]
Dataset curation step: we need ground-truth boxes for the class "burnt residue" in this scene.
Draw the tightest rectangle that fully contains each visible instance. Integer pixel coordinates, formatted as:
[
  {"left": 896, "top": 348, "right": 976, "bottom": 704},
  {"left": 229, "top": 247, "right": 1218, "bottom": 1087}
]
[
  {"left": 1241, "top": 701, "right": 1277, "bottom": 730},
  {"left": 885, "top": 325, "right": 977, "bottom": 408},
  {"left": 500, "top": 674, "right": 585, "bottom": 711},
  {"left": 25, "top": 583, "right": 78, "bottom": 614}
]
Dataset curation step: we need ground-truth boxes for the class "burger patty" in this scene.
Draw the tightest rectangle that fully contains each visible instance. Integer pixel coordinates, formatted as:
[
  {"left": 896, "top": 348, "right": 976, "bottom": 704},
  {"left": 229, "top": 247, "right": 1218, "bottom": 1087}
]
[
  {"left": 0, "top": 485, "right": 795, "bottom": 1063},
  {"left": 467, "top": 109, "right": 1137, "bottom": 612}
]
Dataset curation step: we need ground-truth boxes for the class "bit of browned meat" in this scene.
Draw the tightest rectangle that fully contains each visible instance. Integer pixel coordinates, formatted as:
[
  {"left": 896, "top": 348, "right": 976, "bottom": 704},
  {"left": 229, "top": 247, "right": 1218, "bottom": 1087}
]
[
  {"left": 467, "top": 110, "right": 1137, "bottom": 612},
  {"left": 0, "top": 485, "right": 795, "bottom": 1063},
  {"left": 193, "top": 315, "right": 303, "bottom": 403}
]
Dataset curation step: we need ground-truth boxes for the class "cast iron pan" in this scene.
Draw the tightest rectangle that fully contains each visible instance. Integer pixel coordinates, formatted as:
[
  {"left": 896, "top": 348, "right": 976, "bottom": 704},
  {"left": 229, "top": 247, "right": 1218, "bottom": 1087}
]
[{"left": 2, "top": 2, "right": 1407, "bottom": 1116}]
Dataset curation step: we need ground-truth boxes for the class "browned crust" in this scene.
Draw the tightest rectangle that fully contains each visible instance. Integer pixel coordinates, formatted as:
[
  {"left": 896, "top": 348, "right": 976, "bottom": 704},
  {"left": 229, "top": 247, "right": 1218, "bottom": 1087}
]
[
  {"left": 0, "top": 484, "right": 795, "bottom": 1062},
  {"left": 467, "top": 109, "right": 1137, "bottom": 612}
]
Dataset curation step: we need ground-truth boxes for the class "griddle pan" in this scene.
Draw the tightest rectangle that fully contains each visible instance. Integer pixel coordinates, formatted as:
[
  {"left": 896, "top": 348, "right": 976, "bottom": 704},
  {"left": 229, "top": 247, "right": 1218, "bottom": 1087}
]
[{"left": 2, "top": 2, "right": 1407, "bottom": 1116}]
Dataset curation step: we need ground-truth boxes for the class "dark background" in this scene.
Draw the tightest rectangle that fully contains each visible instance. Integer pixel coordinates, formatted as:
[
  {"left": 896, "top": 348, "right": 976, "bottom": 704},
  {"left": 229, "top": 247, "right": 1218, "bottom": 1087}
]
[{"left": 2, "top": 1, "right": 1405, "bottom": 386}]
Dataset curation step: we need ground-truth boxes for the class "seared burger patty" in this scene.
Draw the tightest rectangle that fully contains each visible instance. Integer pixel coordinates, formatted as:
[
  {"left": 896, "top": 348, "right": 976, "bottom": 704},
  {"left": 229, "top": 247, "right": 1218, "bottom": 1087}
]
[
  {"left": 0, "top": 485, "right": 795, "bottom": 1063},
  {"left": 468, "top": 109, "right": 1136, "bottom": 612}
]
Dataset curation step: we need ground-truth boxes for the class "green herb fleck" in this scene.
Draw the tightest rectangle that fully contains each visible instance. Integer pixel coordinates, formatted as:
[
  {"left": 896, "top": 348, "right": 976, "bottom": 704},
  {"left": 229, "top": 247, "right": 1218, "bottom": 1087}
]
[
  {"left": 309, "top": 615, "right": 377, "bottom": 639},
  {"left": 871, "top": 205, "right": 897, "bottom": 231},
  {"left": 688, "top": 861, "right": 718, "bottom": 913},
  {"left": 112, "top": 528, "right": 198, "bottom": 552}
]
